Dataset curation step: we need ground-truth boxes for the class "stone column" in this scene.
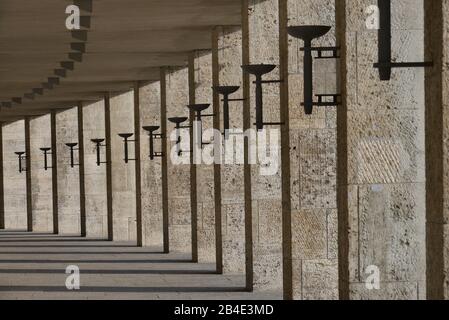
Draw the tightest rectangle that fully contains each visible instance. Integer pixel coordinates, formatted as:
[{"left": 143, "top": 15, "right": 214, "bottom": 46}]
[
  {"left": 242, "top": 0, "right": 284, "bottom": 294},
  {"left": 110, "top": 90, "right": 136, "bottom": 242},
  {"left": 189, "top": 50, "right": 217, "bottom": 264},
  {"left": 25, "top": 118, "right": 32, "bottom": 231},
  {"left": 134, "top": 83, "right": 143, "bottom": 247},
  {"left": 78, "top": 103, "right": 87, "bottom": 237},
  {"left": 105, "top": 94, "right": 114, "bottom": 241},
  {"left": 140, "top": 80, "right": 164, "bottom": 249},
  {"left": 83, "top": 100, "right": 108, "bottom": 238},
  {"left": 165, "top": 66, "right": 192, "bottom": 254},
  {"left": 213, "top": 26, "right": 246, "bottom": 275},
  {"left": 161, "top": 69, "right": 170, "bottom": 253},
  {"left": 287, "top": 0, "right": 339, "bottom": 300},
  {"left": 339, "top": 0, "right": 427, "bottom": 300},
  {"left": 424, "top": 0, "right": 449, "bottom": 300},
  {"left": 50, "top": 111, "right": 59, "bottom": 234},
  {"left": 56, "top": 107, "right": 80, "bottom": 235},
  {"left": 29, "top": 115, "right": 53, "bottom": 232},
  {"left": 2, "top": 121, "right": 27, "bottom": 230},
  {"left": 0, "top": 125, "right": 4, "bottom": 229}
]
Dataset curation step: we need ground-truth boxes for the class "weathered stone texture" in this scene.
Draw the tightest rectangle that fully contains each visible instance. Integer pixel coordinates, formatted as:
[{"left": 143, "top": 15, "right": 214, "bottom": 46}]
[
  {"left": 344, "top": 0, "right": 426, "bottom": 299},
  {"left": 140, "top": 81, "right": 164, "bottom": 248},
  {"left": 2, "top": 121, "right": 27, "bottom": 229},
  {"left": 83, "top": 101, "right": 108, "bottom": 238},
  {"left": 247, "top": 0, "right": 283, "bottom": 292},
  {"left": 110, "top": 91, "right": 137, "bottom": 242},
  {"left": 166, "top": 67, "right": 192, "bottom": 254},
  {"left": 288, "top": 0, "right": 339, "bottom": 300},
  {"left": 56, "top": 108, "right": 80, "bottom": 234},
  {"left": 217, "top": 26, "right": 246, "bottom": 274},
  {"left": 29, "top": 115, "right": 53, "bottom": 232}
]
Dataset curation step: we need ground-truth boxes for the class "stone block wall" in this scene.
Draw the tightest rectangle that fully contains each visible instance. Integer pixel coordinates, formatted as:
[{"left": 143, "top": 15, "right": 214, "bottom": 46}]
[
  {"left": 29, "top": 115, "right": 53, "bottom": 232},
  {"left": 56, "top": 108, "right": 80, "bottom": 235},
  {"left": 2, "top": 121, "right": 27, "bottom": 230},
  {"left": 165, "top": 67, "right": 192, "bottom": 254},
  {"left": 83, "top": 100, "right": 108, "bottom": 238},
  {"left": 139, "top": 81, "right": 164, "bottom": 249},
  {"left": 110, "top": 91, "right": 137, "bottom": 242}
]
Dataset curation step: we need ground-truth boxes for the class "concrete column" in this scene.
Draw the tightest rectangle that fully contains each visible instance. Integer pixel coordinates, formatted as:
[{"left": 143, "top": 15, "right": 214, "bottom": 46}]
[
  {"left": 78, "top": 103, "right": 87, "bottom": 237},
  {"left": 165, "top": 66, "right": 192, "bottom": 254},
  {"left": 50, "top": 111, "right": 59, "bottom": 234},
  {"left": 213, "top": 26, "right": 246, "bottom": 275},
  {"left": 2, "top": 121, "right": 27, "bottom": 230},
  {"left": 56, "top": 107, "right": 80, "bottom": 235},
  {"left": 105, "top": 94, "right": 114, "bottom": 241},
  {"left": 242, "top": 0, "right": 284, "bottom": 294},
  {"left": 0, "top": 125, "right": 4, "bottom": 229},
  {"left": 134, "top": 83, "right": 143, "bottom": 247},
  {"left": 110, "top": 90, "right": 136, "bottom": 242},
  {"left": 189, "top": 50, "right": 217, "bottom": 264},
  {"left": 339, "top": 0, "right": 427, "bottom": 299},
  {"left": 25, "top": 118, "right": 32, "bottom": 231},
  {"left": 287, "top": 0, "right": 339, "bottom": 300},
  {"left": 161, "top": 68, "right": 170, "bottom": 253},
  {"left": 424, "top": 0, "right": 449, "bottom": 300},
  {"left": 83, "top": 100, "right": 108, "bottom": 238},
  {"left": 29, "top": 115, "right": 53, "bottom": 232},
  {"left": 139, "top": 80, "right": 164, "bottom": 249}
]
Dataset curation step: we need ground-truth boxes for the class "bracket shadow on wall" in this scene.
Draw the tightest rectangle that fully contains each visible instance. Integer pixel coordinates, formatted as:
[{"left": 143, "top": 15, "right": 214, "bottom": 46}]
[
  {"left": 118, "top": 133, "right": 136, "bottom": 164},
  {"left": 241, "top": 64, "right": 284, "bottom": 131},
  {"left": 373, "top": 0, "right": 433, "bottom": 81},
  {"left": 39, "top": 148, "right": 53, "bottom": 171},
  {"left": 212, "top": 86, "right": 244, "bottom": 140},
  {"left": 142, "top": 126, "right": 163, "bottom": 160},
  {"left": 14, "top": 152, "right": 26, "bottom": 173},
  {"left": 187, "top": 104, "right": 215, "bottom": 148},
  {"left": 287, "top": 25, "right": 341, "bottom": 115},
  {"left": 65, "top": 143, "right": 80, "bottom": 168},
  {"left": 90, "top": 139, "right": 107, "bottom": 166},
  {"left": 168, "top": 117, "right": 191, "bottom": 156}
]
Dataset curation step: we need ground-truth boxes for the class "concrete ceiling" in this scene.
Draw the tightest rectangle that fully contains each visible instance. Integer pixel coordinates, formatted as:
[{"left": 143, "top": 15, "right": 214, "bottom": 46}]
[{"left": 0, "top": 0, "right": 242, "bottom": 121}]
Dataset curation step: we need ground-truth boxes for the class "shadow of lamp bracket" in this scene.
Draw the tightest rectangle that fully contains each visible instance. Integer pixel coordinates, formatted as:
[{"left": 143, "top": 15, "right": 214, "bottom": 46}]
[
  {"left": 142, "top": 126, "right": 164, "bottom": 160},
  {"left": 241, "top": 64, "right": 284, "bottom": 131},
  {"left": 91, "top": 139, "right": 107, "bottom": 166},
  {"left": 39, "top": 148, "right": 53, "bottom": 171},
  {"left": 15, "top": 152, "right": 26, "bottom": 173},
  {"left": 287, "top": 25, "right": 341, "bottom": 115},
  {"left": 373, "top": 0, "right": 433, "bottom": 81}
]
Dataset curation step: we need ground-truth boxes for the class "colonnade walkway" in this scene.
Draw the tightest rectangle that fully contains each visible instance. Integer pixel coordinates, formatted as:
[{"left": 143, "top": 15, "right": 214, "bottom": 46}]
[{"left": 0, "top": 230, "right": 279, "bottom": 300}]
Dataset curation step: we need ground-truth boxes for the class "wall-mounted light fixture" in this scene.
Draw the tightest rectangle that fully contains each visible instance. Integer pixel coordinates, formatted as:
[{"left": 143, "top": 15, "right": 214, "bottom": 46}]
[
  {"left": 212, "top": 86, "right": 244, "bottom": 139},
  {"left": 14, "top": 152, "right": 26, "bottom": 173},
  {"left": 168, "top": 117, "right": 190, "bottom": 156},
  {"left": 142, "top": 126, "right": 163, "bottom": 160},
  {"left": 241, "top": 64, "right": 284, "bottom": 131},
  {"left": 65, "top": 143, "right": 79, "bottom": 168},
  {"left": 287, "top": 25, "right": 341, "bottom": 115},
  {"left": 118, "top": 133, "right": 136, "bottom": 164},
  {"left": 90, "top": 139, "right": 107, "bottom": 166},
  {"left": 39, "top": 148, "right": 53, "bottom": 171},
  {"left": 187, "top": 104, "right": 215, "bottom": 148},
  {"left": 373, "top": 0, "right": 432, "bottom": 81}
]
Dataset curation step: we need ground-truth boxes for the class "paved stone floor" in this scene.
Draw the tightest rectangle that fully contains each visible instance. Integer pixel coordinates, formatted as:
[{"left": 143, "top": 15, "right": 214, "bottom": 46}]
[{"left": 0, "top": 230, "right": 281, "bottom": 300}]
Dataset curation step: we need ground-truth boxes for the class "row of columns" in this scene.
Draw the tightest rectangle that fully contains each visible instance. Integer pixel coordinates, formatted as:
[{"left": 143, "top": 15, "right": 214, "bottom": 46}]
[{"left": 0, "top": 0, "right": 448, "bottom": 300}]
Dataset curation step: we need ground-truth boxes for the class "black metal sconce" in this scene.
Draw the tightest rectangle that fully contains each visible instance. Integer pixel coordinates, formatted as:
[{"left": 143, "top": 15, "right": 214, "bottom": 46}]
[
  {"left": 118, "top": 133, "right": 136, "bottom": 164},
  {"left": 142, "top": 126, "right": 163, "bottom": 160},
  {"left": 287, "top": 25, "right": 341, "bottom": 115},
  {"left": 212, "top": 86, "right": 244, "bottom": 139},
  {"left": 187, "top": 104, "right": 215, "bottom": 148},
  {"left": 168, "top": 117, "right": 190, "bottom": 156},
  {"left": 65, "top": 143, "right": 79, "bottom": 168},
  {"left": 91, "top": 139, "right": 107, "bottom": 166},
  {"left": 373, "top": 0, "right": 432, "bottom": 81},
  {"left": 15, "top": 152, "right": 26, "bottom": 173},
  {"left": 39, "top": 148, "right": 52, "bottom": 171},
  {"left": 241, "top": 64, "right": 284, "bottom": 131}
]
